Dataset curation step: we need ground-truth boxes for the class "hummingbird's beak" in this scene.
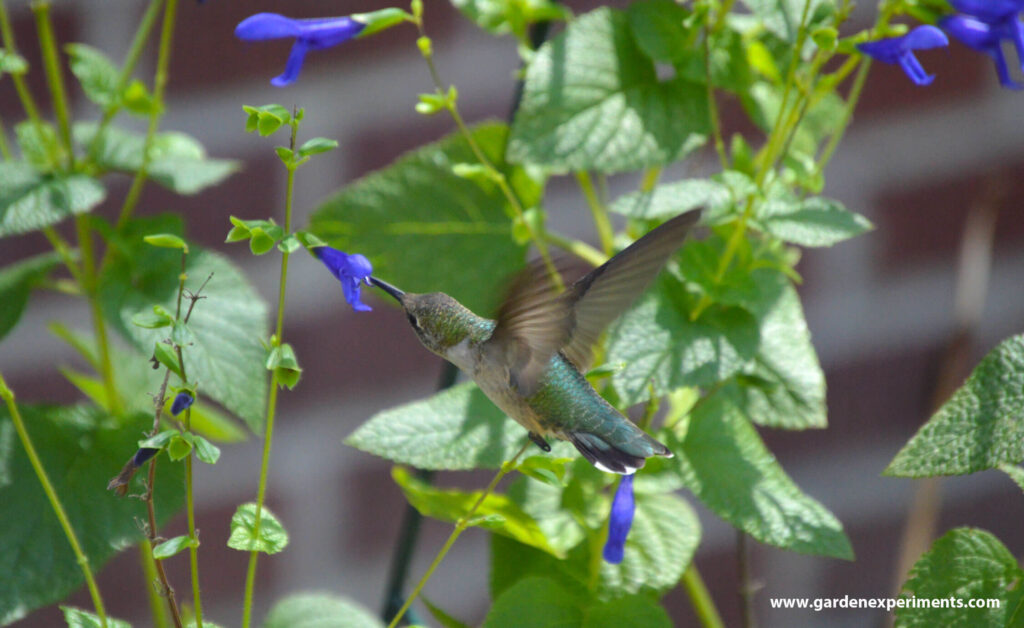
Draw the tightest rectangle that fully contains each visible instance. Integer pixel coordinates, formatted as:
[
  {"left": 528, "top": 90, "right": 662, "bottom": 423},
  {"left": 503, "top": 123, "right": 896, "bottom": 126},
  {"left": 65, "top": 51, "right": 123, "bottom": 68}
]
[{"left": 367, "top": 276, "right": 405, "bottom": 303}]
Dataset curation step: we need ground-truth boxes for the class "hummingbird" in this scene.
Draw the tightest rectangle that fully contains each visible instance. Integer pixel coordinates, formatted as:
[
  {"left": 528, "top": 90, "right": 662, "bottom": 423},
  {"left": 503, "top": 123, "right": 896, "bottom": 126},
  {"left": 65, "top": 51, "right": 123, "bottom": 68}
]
[{"left": 368, "top": 210, "right": 701, "bottom": 474}]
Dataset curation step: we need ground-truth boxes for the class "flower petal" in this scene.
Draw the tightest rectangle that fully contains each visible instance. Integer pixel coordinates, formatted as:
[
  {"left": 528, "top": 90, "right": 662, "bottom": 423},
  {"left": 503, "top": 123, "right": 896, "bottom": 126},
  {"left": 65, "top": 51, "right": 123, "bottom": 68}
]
[
  {"left": 602, "top": 475, "right": 635, "bottom": 564},
  {"left": 171, "top": 391, "right": 195, "bottom": 416},
  {"left": 235, "top": 13, "right": 302, "bottom": 41},
  {"left": 950, "top": 0, "right": 1024, "bottom": 22},
  {"left": 903, "top": 25, "right": 949, "bottom": 51},
  {"left": 271, "top": 40, "right": 309, "bottom": 87},
  {"left": 941, "top": 15, "right": 1000, "bottom": 51},
  {"left": 299, "top": 17, "right": 366, "bottom": 50},
  {"left": 898, "top": 51, "right": 935, "bottom": 86}
]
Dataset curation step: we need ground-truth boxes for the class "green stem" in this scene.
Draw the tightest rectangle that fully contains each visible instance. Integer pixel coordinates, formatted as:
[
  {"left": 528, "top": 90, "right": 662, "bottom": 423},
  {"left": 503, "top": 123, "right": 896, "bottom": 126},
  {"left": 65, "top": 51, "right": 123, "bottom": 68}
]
[
  {"left": 682, "top": 563, "right": 726, "bottom": 628},
  {"left": 711, "top": 0, "right": 737, "bottom": 34},
  {"left": 575, "top": 171, "right": 614, "bottom": 256},
  {"left": 387, "top": 443, "right": 530, "bottom": 628},
  {"left": 90, "top": 0, "right": 165, "bottom": 154},
  {"left": 115, "top": 0, "right": 178, "bottom": 230},
  {"left": 42, "top": 226, "right": 83, "bottom": 285},
  {"left": 242, "top": 124, "right": 297, "bottom": 628},
  {"left": 0, "top": 375, "right": 109, "bottom": 628},
  {"left": 32, "top": 1, "right": 72, "bottom": 168},
  {"left": 76, "top": 216, "right": 121, "bottom": 413},
  {"left": 543, "top": 229, "right": 607, "bottom": 267},
  {"left": 814, "top": 57, "right": 869, "bottom": 180},
  {"left": 703, "top": 27, "right": 728, "bottom": 171},
  {"left": 639, "top": 167, "right": 662, "bottom": 193},
  {"left": 0, "top": 112, "right": 12, "bottom": 161},
  {"left": 0, "top": 0, "right": 56, "bottom": 163},
  {"left": 139, "top": 541, "right": 171, "bottom": 628}
]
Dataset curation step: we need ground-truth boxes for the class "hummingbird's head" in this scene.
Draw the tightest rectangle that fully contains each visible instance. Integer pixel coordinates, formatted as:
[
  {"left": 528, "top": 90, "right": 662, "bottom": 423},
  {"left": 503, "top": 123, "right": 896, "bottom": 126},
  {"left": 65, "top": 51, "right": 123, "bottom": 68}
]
[{"left": 368, "top": 277, "right": 476, "bottom": 355}]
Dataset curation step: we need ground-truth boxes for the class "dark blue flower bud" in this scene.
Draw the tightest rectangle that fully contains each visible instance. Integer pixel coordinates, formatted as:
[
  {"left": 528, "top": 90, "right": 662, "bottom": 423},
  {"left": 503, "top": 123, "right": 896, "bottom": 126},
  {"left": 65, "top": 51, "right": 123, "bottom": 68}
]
[{"left": 171, "top": 391, "right": 195, "bottom": 416}]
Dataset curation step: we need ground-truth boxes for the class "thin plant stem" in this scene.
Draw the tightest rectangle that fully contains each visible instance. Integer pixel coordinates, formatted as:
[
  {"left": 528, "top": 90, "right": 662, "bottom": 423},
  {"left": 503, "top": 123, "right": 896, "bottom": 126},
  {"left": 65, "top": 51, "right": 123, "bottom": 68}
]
[
  {"left": 139, "top": 540, "right": 172, "bottom": 628},
  {"left": 0, "top": 375, "right": 109, "bottom": 628},
  {"left": 145, "top": 444, "right": 185, "bottom": 628},
  {"left": 115, "top": 0, "right": 179, "bottom": 230},
  {"left": 241, "top": 121, "right": 298, "bottom": 628},
  {"left": 737, "top": 531, "right": 756, "bottom": 628},
  {"left": 91, "top": 0, "right": 165, "bottom": 153},
  {"left": 703, "top": 27, "right": 728, "bottom": 171},
  {"left": 0, "top": 112, "right": 13, "bottom": 160},
  {"left": 543, "top": 229, "right": 607, "bottom": 267},
  {"left": 414, "top": 18, "right": 562, "bottom": 290},
  {"left": 76, "top": 215, "right": 121, "bottom": 413},
  {"left": 42, "top": 226, "right": 84, "bottom": 285},
  {"left": 711, "top": 0, "right": 737, "bottom": 34},
  {"left": 386, "top": 443, "right": 531, "bottom": 628},
  {"left": 32, "top": 2, "right": 72, "bottom": 167},
  {"left": 0, "top": 0, "right": 57, "bottom": 164},
  {"left": 682, "top": 563, "right": 726, "bottom": 628},
  {"left": 575, "top": 171, "right": 615, "bottom": 256}
]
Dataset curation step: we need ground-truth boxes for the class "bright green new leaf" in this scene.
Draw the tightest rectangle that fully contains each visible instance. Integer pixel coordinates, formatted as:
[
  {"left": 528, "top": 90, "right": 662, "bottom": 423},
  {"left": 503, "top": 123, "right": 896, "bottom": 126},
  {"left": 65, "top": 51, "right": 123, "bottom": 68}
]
[
  {"left": 143, "top": 233, "right": 188, "bottom": 251},
  {"left": 0, "top": 163, "right": 105, "bottom": 238},
  {"left": 886, "top": 335, "right": 1024, "bottom": 477},
  {"left": 0, "top": 48, "right": 28, "bottom": 75},
  {"left": 421, "top": 596, "right": 471, "bottom": 628},
  {"left": 0, "top": 252, "right": 61, "bottom": 342},
  {"left": 228, "top": 503, "right": 289, "bottom": 554},
  {"left": 167, "top": 432, "right": 194, "bottom": 461},
  {"left": 193, "top": 434, "right": 221, "bottom": 464},
  {"left": 607, "top": 273, "right": 760, "bottom": 405},
  {"left": 675, "top": 391, "right": 853, "bottom": 559},
  {"left": 508, "top": 7, "right": 709, "bottom": 173},
  {"left": 483, "top": 577, "right": 583, "bottom": 628},
  {"left": 60, "top": 607, "right": 132, "bottom": 628},
  {"left": 310, "top": 123, "right": 535, "bottom": 314},
  {"left": 347, "top": 382, "right": 573, "bottom": 470},
  {"left": 263, "top": 593, "right": 384, "bottom": 628},
  {"left": 64, "top": 43, "right": 120, "bottom": 108},
  {"left": 152, "top": 534, "right": 198, "bottom": 559},
  {"left": 755, "top": 195, "right": 873, "bottom": 247},
  {"left": 895, "top": 528, "right": 1024, "bottom": 627},
  {"left": 393, "top": 467, "right": 562, "bottom": 557},
  {"left": 582, "top": 596, "right": 672, "bottom": 628},
  {"left": 153, "top": 341, "right": 184, "bottom": 379},
  {"left": 451, "top": 0, "right": 570, "bottom": 36},
  {"left": 74, "top": 123, "right": 238, "bottom": 195},
  {"left": 138, "top": 429, "right": 177, "bottom": 450},
  {"left": 100, "top": 215, "right": 269, "bottom": 432},
  {"left": 0, "top": 406, "right": 184, "bottom": 624},
  {"left": 297, "top": 137, "right": 339, "bottom": 157}
]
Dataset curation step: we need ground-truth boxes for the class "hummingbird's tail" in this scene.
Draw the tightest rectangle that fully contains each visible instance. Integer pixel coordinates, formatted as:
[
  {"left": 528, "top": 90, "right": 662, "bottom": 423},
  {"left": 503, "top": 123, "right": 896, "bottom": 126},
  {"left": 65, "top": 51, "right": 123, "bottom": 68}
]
[{"left": 567, "top": 430, "right": 672, "bottom": 475}]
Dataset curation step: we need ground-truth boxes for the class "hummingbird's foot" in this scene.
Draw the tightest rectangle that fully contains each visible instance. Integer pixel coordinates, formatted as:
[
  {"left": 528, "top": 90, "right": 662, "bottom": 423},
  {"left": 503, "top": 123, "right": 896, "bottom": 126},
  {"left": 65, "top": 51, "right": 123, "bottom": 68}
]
[{"left": 528, "top": 432, "right": 551, "bottom": 452}]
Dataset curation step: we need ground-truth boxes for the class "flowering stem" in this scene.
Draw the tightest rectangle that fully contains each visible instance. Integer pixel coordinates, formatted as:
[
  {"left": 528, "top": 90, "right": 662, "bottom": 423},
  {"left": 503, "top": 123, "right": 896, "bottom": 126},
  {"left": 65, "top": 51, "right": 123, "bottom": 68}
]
[
  {"left": 386, "top": 442, "right": 531, "bottom": 628},
  {"left": 682, "top": 563, "right": 726, "bottom": 628},
  {"left": 575, "top": 171, "right": 615, "bottom": 256},
  {"left": 414, "top": 18, "right": 562, "bottom": 290},
  {"left": 0, "top": 375, "right": 109, "bottom": 628},
  {"left": 32, "top": 2, "right": 72, "bottom": 168},
  {"left": 241, "top": 121, "right": 298, "bottom": 628},
  {"left": 138, "top": 540, "right": 171, "bottom": 628},
  {"left": 115, "top": 0, "right": 179, "bottom": 230}
]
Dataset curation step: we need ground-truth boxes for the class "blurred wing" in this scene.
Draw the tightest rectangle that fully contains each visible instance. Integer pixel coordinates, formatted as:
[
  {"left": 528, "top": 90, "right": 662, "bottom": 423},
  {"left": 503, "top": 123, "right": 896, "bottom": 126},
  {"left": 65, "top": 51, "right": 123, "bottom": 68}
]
[
  {"left": 562, "top": 209, "right": 702, "bottom": 371},
  {"left": 484, "top": 258, "right": 576, "bottom": 395}
]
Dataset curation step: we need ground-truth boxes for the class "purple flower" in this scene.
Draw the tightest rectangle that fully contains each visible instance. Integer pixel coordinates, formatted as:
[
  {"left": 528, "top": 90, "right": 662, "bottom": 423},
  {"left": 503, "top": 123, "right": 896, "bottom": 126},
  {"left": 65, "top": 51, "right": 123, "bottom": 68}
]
[
  {"left": 857, "top": 25, "right": 949, "bottom": 86},
  {"left": 941, "top": 1, "right": 1024, "bottom": 89},
  {"left": 171, "top": 391, "right": 194, "bottom": 416},
  {"left": 133, "top": 447, "right": 159, "bottom": 466},
  {"left": 236, "top": 14, "right": 366, "bottom": 86},
  {"left": 313, "top": 246, "right": 374, "bottom": 312},
  {"left": 602, "top": 474, "right": 635, "bottom": 564}
]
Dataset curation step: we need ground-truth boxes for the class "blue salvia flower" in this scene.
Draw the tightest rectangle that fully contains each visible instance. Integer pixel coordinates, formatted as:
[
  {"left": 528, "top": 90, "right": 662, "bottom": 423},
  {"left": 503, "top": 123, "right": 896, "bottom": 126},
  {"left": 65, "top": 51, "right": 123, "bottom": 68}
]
[
  {"left": 171, "top": 391, "right": 195, "bottom": 416},
  {"left": 857, "top": 25, "right": 949, "bottom": 86},
  {"left": 313, "top": 246, "right": 374, "bottom": 312},
  {"left": 941, "top": 0, "right": 1024, "bottom": 89},
  {"left": 236, "top": 14, "right": 366, "bottom": 86},
  {"left": 602, "top": 474, "right": 636, "bottom": 564}
]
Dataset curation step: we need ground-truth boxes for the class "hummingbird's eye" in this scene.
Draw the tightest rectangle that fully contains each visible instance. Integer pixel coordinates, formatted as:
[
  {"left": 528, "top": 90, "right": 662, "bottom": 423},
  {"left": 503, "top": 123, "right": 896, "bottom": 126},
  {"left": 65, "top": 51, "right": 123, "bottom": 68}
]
[{"left": 407, "top": 313, "right": 422, "bottom": 331}]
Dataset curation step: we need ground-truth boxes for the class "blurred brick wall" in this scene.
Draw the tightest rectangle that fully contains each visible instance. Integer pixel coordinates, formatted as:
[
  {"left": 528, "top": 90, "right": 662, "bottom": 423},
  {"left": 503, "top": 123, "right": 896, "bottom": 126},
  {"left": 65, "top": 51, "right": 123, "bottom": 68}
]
[{"left": 3, "top": 1, "right": 1024, "bottom": 627}]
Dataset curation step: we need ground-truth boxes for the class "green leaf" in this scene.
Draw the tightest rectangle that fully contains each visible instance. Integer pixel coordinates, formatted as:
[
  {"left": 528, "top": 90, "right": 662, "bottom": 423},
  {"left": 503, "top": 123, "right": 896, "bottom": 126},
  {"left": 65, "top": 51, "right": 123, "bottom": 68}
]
[
  {"left": 392, "top": 466, "right": 563, "bottom": 557},
  {"left": 143, "top": 233, "right": 188, "bottom": 251},
  {"left": 610, "top": 178, "right": 733, "bottom": 223},
  {"left": 193, "top": 434, "right": 221, "bottom": 464},
  {"left": 0, "top": 252, "right": 61, "bottom": 342},
  {"left": 347, "top": 382, "right": 574, "bottom": 470},
  {"left": 755, "top": 195, "right": 872, "bottom": 247},
  {"left": 153, "top": 341, "right": 184, "bottom": 380},
  {"left": 99, "top": 215, "right": 269, "bottom": 432},
  {"left": 0, "top": 405, "right": 184, "bottom": 623},
  {"left": 227, "top": 502, "right": 289, "bottom": 554},
  {"left": 60, "top": 607, "right": 132, "bottom": 628},
  {"left": 483, "top": 577, "right": 583, "bottom": 628},
  {"left": 138, "top": 429, "right": 177, "bottom": 450},
  {"left": 130, "top": 307, "right": 173, "bottom": 329},
  {"left": 739, "top": 0, "right": 836, "bottom": 43},
  {"left": 310, "top": 122, "right": 535, "bottom": 314},
  {"left": 152, "top": 534, "right": 198, "bottom": 559},
  {"left": 122, "top": 80, "right": 157, "bottom": 115},
  {"left": 886, "top": 336, "right": 1024, "bottom": 477},
  {"left": 508, "top": 7, "right": 709, "bottom": 173},
  {"left": 15, "top": 120, "right": 61, "bottom": 170},
  {"left": 675, "top": 390, "right": 853, "bottom": 559},
  {"left": 64, "top": 43, "right": 120, "bottom": 108},
  {"left": 732, "top": 270, "right": 826, "bottom": 429},
  {"left": 451, "top": 0, "right": 570, "bottom": 36},
  {"left": 421, "top": 596, "right": 471, "bottom": 628},
  {"left": 74, "top": 123, "right": 238, "bottom": 195},
  {"left": 582, "top": 596, "right": 672, "bottom": 628},
  {"left": 1000, "top": 463, "right": 1024, "bottom": 493},
  {"left": 598, "top": 492, "right": 700, "bottom": 597},
  {"left": 0, "top": 163, "right": 106, "bottom": 238},
  {"left": 167, "top": 433, "right": 194, "bottom": 461},
  {"left": 489, "top": 534, "right": 588, "bottom": 602},
  {"left": 507, "top": 474, "right": 585, "bottom": 554},
  {"left": 0, "top": 47, "right": 28, "bottom": 76},
  {"left": 895, "top": 528, "right": 1024, "bottom": 627},
  {"left": 263, "top": 593, "right": 384, "bottom": 628},
  {"left": 297, "top": 137, "right": 339, "bottom": 157},
  {"left": 607, "top": 273, "right": 760, "bottom": 405},
  {"left": 627, "top": 0, "right": 691, "bottom": 63}
]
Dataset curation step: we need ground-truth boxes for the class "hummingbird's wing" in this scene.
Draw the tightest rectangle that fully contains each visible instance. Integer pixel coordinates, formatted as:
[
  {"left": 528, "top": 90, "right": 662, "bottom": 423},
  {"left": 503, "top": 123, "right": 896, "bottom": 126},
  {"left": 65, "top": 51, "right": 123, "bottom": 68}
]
[
  {"left": 486, "top": 209, "right": 701, "bottom": 395},
  {"left": 561, "top": 209, "right": 701, "bottom": 371}
]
